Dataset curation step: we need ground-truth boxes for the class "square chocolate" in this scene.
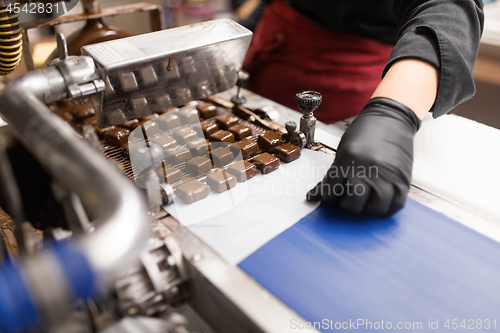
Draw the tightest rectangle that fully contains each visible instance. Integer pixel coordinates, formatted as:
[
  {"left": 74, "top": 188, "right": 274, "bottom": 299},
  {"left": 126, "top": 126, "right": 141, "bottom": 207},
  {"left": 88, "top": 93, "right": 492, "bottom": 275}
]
[
  {"left": 106, "top": 107, "right": 127, "bottom": 124},
  {"left": 227, "top": 161, "right": 257, "bottom": 182},
  {"left": 118, "top": 119, "right": 140, "bottom": 130},
  {"left": 210, "top": 147, "right": 234, "bottom": 167},
  {"left": 131, "top": 96, "right": 148, "bottom": 113},
  {"left": 154, "top": 94, "right": 172, "bottom": 110},
  {"left": 257, "top": 131, "right": 284, "bottom": 153},
  {"left": 119, "top": 72, "right": 138, "bottom": 92},
  {"left": 94, "top": 125, "right": 115, "bottom": 139},
  {"left": 176, "top": 180, "right": 210, "bottom": 204},
  {"left": 83, "top": 116, "right": 98, "bottom": 126},
  {"left": 201, "top": 121, "right": 219, "bottom": 137},
  {"left": 139, "top": 66, "right": 158, "bottom": 86},
  {"left": 216, "top": 114, "right": 239, "bottom": 130},
  {"left": 178, "top": 107, "right": 200, "bottom": 124},
  {"left": 173, "top": 127, "right": 199, "bottom": 144},
  {"left": 164, "top": 145, "right": 192, "bottom": 165},
  {"left": 155, "top": 112, "right": 181, "bottom": 131},
  {"left": 197, "top": 102, "right": 218, "bottom": 119},
  {"left": 156, "top": 165, "right": 183, "bottom": 184},
  {"left": 151, "top": 135, "right": 177, "bottom": 151},
  {"left": 71, "top": 102, "right": 95, "bottom": 119},
  {"left": 209, "top": 130, "right": 235, "bottom": 143},
  {"left": 129, "top": 120, "right": 160, "bottom": 140},
  {"left": 229, "top": 139, "right": 259, "bottom": 159},
  {"left": 228, "top": 124, "right": 252, "bottom": 140},
  {"left": 104, "top": 127, "right": 130, "bottom": 147},
  {"left": 274, "top": 143, "right": 301, "bottom": 163},
  {"left": 206, "top": 171, "right": 237, "bottom": 193},
  {"left": 186, "top": 138, "right": 210, "bottom": 157},
  {"left": 251, "top": 153, "right": 280, "bottom": 174},
  {"left": 185, "top": 156, "right": 212, "bottom": 176}
]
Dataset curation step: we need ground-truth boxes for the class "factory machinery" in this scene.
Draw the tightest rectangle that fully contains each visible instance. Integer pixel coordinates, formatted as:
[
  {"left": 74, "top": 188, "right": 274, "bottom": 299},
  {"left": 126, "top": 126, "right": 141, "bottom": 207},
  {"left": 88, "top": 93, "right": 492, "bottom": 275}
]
[{"left": 0, "top": 19, "right": 330, "bottom": 333}]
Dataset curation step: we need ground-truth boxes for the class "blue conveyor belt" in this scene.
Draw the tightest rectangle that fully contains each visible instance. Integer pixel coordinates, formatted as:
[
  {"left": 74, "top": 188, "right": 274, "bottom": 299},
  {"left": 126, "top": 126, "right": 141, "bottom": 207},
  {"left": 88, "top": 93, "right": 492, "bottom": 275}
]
[{"left": 239, "top": 199, "right": 500, "bottom": 332}]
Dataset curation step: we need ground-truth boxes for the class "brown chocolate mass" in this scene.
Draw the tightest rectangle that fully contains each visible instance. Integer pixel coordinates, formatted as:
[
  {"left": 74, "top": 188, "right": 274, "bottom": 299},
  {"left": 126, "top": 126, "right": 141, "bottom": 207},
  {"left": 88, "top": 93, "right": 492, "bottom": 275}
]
[
  {"left": 197, "top": 102, "right": 218, "bottom": 119},
  {"left": 210, "top": 147, "right": 234, "bottom": 167},
  {"left": 186, "top": 138, "right": 210, "bottom": 157},
  {"left": 274, "top": 143, "right": 301, "bottom": 163},
  {"left": 257, "top": 131, "right": 284, "bottom": 153},
  {"left": 206, "top": 171, "right": 237, "bottom": 193},
  {"left": 209, "top": 130, "right": 235, "bottom": 143},
  {"left": 185, "top": 156, "right": 212, "bottom": 176},
  {"left": 229, "top": 139, "right": 259, "bottom": 158},
  {"left": 104, "top": 127, "right": 130, "bottom": 147},
  {"left": 216, "top": 114, "right": 239, "bottom": 130},
  {"left": 227, "top": 161, "right": 257, "bottom": 182},
  {"left": 176, "top": 180, "right": 210, "bottom": 204},
  {"left": 201, "top": 121, "right": 219, "bottom": 137},
  {"left": 252, "top": 153, "right": 280, "bottom": 174}
]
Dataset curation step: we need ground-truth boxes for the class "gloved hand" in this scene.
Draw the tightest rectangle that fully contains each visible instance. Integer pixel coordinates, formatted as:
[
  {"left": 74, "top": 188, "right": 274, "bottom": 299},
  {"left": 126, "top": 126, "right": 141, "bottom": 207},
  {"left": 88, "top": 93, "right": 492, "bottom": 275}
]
[{"left": 307, "top": 97, "right": 422, "bottom": 216}]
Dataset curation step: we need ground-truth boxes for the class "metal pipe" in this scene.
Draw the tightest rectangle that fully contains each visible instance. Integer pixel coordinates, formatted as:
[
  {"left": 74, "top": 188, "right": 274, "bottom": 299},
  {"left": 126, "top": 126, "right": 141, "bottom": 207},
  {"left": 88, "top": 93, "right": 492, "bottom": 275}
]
[{"left": 0, "top": 66, "right": 151, "bottom": 286}]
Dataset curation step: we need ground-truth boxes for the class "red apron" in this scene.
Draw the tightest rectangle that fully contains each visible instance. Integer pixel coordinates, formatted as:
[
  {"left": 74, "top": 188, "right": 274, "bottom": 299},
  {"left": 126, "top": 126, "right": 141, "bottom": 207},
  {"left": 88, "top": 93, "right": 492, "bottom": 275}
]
[{"left": 242, "top": 1, "right": 394, "bottom": 124}]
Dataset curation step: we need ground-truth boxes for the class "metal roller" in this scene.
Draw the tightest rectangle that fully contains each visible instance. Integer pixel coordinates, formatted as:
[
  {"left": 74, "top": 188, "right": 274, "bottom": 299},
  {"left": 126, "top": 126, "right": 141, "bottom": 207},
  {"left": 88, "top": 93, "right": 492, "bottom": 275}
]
[{"left": 0, "top": 5, "right": 22, "bottom": 75}]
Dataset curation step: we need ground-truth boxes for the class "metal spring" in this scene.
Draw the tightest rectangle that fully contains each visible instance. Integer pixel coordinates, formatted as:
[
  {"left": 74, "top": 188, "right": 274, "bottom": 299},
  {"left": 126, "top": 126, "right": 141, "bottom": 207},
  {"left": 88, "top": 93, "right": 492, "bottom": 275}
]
[{"left": 0, "top": 5, "right": 22, "bottom": 76}]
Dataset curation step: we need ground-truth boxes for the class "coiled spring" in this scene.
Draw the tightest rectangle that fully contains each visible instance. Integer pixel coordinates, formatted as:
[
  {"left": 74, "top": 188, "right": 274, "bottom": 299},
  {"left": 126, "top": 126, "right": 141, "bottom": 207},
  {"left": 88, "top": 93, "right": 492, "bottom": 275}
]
[{"left": 0, "top": 5, "right": 22, "bottom": 76}]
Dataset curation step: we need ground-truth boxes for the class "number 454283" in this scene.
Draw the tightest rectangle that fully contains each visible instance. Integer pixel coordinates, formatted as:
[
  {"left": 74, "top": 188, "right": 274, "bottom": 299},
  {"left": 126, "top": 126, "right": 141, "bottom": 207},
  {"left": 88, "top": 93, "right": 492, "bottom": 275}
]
[
  {"left": 6, "top": 2, "right": 61, "bottom": 15},
  {"left": 444, "top": 319, "right": 497, "bottom": 330}
]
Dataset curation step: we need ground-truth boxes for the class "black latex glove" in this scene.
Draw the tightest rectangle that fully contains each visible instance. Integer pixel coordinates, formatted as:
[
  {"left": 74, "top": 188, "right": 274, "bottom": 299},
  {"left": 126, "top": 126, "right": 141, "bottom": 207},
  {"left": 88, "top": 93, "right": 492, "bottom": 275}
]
[{"left": 307, "top": 97, "right": 422, "bottom": 216}]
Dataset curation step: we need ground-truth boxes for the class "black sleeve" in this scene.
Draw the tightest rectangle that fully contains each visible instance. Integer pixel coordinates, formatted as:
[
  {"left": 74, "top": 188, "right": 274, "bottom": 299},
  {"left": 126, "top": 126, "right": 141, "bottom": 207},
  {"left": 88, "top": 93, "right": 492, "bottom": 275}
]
[{"left": 383, "top": 0, "right": 484, "bottom": 118}]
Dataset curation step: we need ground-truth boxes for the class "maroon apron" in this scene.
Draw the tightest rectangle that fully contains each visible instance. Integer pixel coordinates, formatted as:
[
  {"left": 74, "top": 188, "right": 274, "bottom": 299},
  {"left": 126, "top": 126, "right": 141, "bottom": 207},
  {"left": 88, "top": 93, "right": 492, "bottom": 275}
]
[{"left": 243, "top": 1, "right": 394, "bottom": 124}]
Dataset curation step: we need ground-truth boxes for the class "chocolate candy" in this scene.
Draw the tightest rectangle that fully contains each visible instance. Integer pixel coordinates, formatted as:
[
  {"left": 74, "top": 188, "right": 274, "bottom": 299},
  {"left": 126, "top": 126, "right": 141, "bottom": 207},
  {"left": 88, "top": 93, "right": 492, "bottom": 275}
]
[
  {"left": 129, "top": 120, "right": 160, "bottom": 140},
  {"left": 216, "top": 114, "right": 239, "bottom": 130},
  {"left": 159, "top": 107, "right": 178, "bottom": 115},
  {"left": 178, "top": 107, "right": 200, "bottom": 124},
  {"left": 154, "top": 94, "right": 172, "bottom": 110},
  {"left": 139, "top": 114, "right": 159, "bottom": 122},
  {"left": 176, "top": 180, "right": 210, "bottom": 204},
  {"left": 210, "top": 147, "right": 234, "bottom": 167},
  {"left": 83, "top": 116, "right": 98, "bottom": 126},
  {"left": 228, "top": 124, "right": 252, "bottom": 140},
  {"left": 151, "top": 135, "right": 177, "bottom": 151},
  {"left": 131, "top": 96, "right": 148, "bottom": 113},
  {"left": 72, "top": 102, "right": 95, "bottom": 119},
  {"left": 173, "top": 127, "right": 199, "bottom": 144},
  {"left": 209, "top": 130, "right": 235, "bottom": 143},
  {"left": 164, "top": 145, "right": 191, "bottom": 165},
  {"left": 139, "top": 66, "right": 158, "bottom": 86},
  {"left": 94, "top": 125, "right": 115, "bottom": 139},
  {"left": 106, "top": 107, "right": 127, "bottom": 124},
  {"left": 185, "top": 156, "right": 212, "bottom": 176},
  {"left": 119, "top": 72, "right": 139, "bottom": 92},
  {"left": 257, "top": 131, "right": 284, "bottom": 153},
  {"left": 186, "top": 138, "right": 210, "bottom": 157},
  {"left": 155, "top": 112, "right": 181, "bottom": 131},
  {"left": 274, "top": 143, "right": 301, "bottom": 163},
  {"left": 207, "top": 171, "right": 237, "bottom": 193},
  {"left": 104, "top": 127, "right": 130, "bottom": 147},
  {"left": 201, "top": 121, "right": 219, "bottom": 137},
  {"left": 252, "top": 153, "right": 280, "bottom": 174},
  {"left": 229, "top": 139, "right": 259, "bottom": 158},
  {"left": 227, "top": 161, "right": 257, "bottom": 182},
  {"left": 118, "top": 119, "right": 140, "bottom": 130},
  {"left": 197, "top": 102, "right": 218, "bottom": 119},
  {"left": 156, "top": 165, "right": 183, "bottom": 184}
]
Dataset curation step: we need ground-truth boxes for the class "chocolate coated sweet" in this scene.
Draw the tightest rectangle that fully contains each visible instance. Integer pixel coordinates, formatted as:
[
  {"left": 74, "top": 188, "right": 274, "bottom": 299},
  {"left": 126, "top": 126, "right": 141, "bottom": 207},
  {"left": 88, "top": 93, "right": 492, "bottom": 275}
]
[
  {"left": 151, "top": 135, "right": 177, "bottom": 151},
  {"left": 104, "top": 127, "right": 130, "bottom": 147},
  {"left": 139, "top": 66, "right": 158, "bottom": 86},
  {"left": 129, "top": 120, "right": 160, "bottom": 140},
  {"left": 173, "top": 127, "right": 199, "bottom": 144},
  {"left": 185, "top": 156, "right": 212, "bottom": 176},
  {"left": 83, "top": 116, "right": 98, "bottom": 126},
  {"left": 156, "top": 165, "right": 183, "bottom": 184},
  {"left": 176, "top": 180, "right": 210, "bottom": 204},
  {"left": 207, "top": 171, "right": 237, "bottom": 193},
  {"left": 118, "top": 119, "right": 140, "bottom": 130},
  {"left": 164, "top": 145, "right": 192, "bottom": 165},
  {"left": 197, "top": 102, "right": 218, "bottom": 119},
  {"left": 274, "top": 143, "right": 301, "bottom": 163},
  {"left": 229, "top": 139, "right": 259, "bottom": 158},
  {"left": 94, "top": 125, "right": 115, "bottom": 139},
  {"left": 186, "top": 138, "right": 210, "bottom": 157},
  {"left": 155, "top": 112, "right": 181, "bottom": 131},
  {"left": 139, "top": 114, "right": 159, "bottom": 122},
  {"left": 178, "top": 107, "right": 200, "bottom": 124},
  {"left": 252, "top": 153, "right": 280, "bottom": 174},
  {"left": 72, "top": 102, "right": 95, "bottom": 119},
  {"left": 131, "top": 96, "right": 148, "bottom": 113},
  {"left": 120, "top": 72, "right": 139, "bottom": 92},
  {"left": 228, "top": 124, "right": 252, "bottom": 140},
  {"left": 216, "top": 114, "right": 239, "bottom": 130},
  {"left": 227, "top": 161, "right": 257, "bottom": 182},
  {"left": 257, "top": 131, "right": 284, "bottom": 153},
  {"left": 201, "top": 121, "right": 219, "bottom": 137},
  {"left": 209, "top": 130, "right": 235, "bottom": 143},
  {"left": 210, "top": 147, "right": 234, "bottom": 167}
]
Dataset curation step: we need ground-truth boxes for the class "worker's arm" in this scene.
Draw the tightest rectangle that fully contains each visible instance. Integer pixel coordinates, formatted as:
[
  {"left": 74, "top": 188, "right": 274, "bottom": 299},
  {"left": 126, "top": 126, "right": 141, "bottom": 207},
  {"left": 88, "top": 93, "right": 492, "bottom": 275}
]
[{"left": 307, "top": 0, "right": 484, "bottom": 216}]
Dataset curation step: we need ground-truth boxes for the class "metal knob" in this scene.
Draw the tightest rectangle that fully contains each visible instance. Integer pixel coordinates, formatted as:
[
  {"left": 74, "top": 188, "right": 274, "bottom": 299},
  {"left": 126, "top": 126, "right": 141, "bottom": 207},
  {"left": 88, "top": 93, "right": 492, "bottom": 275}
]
[
  {"left": 285, "top": 121, "right": 297, "bottom": 134},
  {"left": 231, "top": 70, "right": 250, "bottom": 105},
  {"left": 295, "top": 90, "right": 322, "bottom": 147}
]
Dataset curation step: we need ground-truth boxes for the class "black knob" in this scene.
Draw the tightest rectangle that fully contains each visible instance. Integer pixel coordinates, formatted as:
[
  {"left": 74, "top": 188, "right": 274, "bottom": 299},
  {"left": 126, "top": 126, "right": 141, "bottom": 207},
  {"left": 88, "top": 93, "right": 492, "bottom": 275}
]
[
  {"left": 236, "top": 70, "right": 250, "bottom": 88},
  {"left": 285, "top": 121, "right": 297, "bottom": 134},
  {"left": 295, "top": 91, "right": 322, "bottom": 113}
]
